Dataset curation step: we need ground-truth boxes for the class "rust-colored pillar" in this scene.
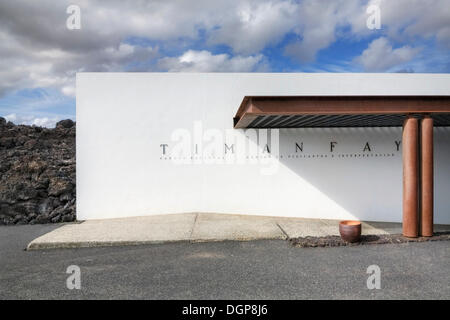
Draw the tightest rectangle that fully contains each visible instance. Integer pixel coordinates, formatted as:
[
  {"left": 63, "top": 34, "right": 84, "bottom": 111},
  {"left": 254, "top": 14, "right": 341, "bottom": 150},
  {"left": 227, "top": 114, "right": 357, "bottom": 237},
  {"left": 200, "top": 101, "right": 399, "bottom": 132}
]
[
  {"left": 420, "top": 117, "right": 434, "bottom": 236},
  {"left": 402, "top": 117, "right": 419, "bottom": 238}
]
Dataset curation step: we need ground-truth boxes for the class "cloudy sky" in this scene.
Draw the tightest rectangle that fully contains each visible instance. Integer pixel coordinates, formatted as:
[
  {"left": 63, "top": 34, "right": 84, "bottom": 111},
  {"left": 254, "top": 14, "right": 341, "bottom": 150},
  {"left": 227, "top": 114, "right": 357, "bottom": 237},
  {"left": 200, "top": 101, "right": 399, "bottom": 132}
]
[{"left": 0, "top": 0, "right": 449, "bottom": 127}]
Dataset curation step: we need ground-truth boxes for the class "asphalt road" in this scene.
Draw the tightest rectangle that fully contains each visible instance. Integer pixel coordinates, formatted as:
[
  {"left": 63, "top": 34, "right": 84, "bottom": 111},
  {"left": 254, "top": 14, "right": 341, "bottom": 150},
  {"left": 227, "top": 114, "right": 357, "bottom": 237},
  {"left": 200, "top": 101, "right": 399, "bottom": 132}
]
[{"left": 0, "top": 224, "right": 449, "bottom": 299}]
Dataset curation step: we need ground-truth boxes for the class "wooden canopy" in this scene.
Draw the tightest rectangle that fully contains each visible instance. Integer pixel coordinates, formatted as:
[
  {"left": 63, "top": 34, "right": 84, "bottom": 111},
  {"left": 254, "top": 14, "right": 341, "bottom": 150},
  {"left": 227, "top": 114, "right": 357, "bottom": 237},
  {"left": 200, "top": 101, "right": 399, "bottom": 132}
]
[{"left": 233, "top": 96, "right": 450, "bottom": 128}]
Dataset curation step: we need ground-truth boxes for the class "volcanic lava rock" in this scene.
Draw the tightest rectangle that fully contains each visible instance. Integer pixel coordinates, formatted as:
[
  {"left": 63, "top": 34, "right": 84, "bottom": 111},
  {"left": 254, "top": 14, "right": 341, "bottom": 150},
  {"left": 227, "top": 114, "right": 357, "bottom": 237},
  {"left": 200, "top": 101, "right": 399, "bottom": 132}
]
[
  {"left": 0, "top": 117, "right": 76, "bottom": 224},
  {"left": 56, "top": 119, "right": 75, "bottom": 129}
]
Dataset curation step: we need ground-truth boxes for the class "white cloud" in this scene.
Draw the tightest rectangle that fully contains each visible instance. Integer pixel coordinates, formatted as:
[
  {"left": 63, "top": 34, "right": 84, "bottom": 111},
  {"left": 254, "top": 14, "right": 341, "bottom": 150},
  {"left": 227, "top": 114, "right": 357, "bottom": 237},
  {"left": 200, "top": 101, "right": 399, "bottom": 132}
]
[
  {"left": 0, "top": 0, "right": 277, "bottom": 97},
  {"left": 158, "top": 50, "right": 265, "bottom": 72},
  {"left": 355, "top": 37, "right": 420, "bottom": 71},
  {"left": 31, "top": 117, "right": 59, "bottom": 128},
  {"left": 285, "top": 0, "right": 450, "bottom": 63},
  {"left": 4, "top": 113, "right": 60, "bottom": 128},
  {"left": 0, "top": 0, "right": 163, "bottom": 98},
  {"left": 0, "top": 26, "right": 159, "bottom": 98},
  {"left": 377, "top": 0, "right": 450, "bottom": 47},
  {"left": 285, "top": 0, "right": 369, "bottom": 62},
  {"left": 0, "top": 0, "right": 449, "bottom": 102},
  {"left": 208, "top": 1, "right": 300, "bottom": 55},
  {"left": 61, "top": 85, "right": 76, "bottom": 97}
]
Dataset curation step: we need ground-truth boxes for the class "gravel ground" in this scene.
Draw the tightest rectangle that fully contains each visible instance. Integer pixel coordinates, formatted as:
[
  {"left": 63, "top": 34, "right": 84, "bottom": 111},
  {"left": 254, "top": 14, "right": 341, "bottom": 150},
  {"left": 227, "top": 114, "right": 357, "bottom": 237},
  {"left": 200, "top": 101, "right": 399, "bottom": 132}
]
[{"left": 290, "top": 232, "right": 450, "bottom": 248}]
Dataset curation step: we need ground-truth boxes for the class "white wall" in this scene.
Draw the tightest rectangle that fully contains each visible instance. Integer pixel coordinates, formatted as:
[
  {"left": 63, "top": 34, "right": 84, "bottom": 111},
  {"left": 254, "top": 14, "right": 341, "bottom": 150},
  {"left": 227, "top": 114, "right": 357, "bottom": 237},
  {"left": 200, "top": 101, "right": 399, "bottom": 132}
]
[{"left": 76, "top": 73, "right": 450, "bottom": 223}]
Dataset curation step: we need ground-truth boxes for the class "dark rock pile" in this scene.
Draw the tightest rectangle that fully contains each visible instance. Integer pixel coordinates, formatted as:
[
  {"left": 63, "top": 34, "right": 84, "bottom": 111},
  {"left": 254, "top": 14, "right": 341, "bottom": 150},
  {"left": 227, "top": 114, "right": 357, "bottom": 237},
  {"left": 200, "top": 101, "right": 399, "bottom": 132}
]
[{"left": 0, "top": 117, "right": 75, "bottom": 224}]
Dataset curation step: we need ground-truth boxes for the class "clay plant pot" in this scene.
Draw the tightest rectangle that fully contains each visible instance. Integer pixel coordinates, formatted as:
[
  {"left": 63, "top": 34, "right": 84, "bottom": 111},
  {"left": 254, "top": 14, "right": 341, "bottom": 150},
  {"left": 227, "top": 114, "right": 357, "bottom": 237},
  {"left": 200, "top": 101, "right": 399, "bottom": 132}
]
[{"left": 339, "top": 220, "right": 362, "bottom": 243}]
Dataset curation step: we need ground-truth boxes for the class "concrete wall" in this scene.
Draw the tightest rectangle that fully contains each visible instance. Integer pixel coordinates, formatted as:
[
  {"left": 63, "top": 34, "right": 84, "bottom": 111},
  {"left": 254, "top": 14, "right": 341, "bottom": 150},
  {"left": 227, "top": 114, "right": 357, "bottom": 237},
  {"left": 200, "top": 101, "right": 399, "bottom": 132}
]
[{"left": 76, "top": 73, "right": 450, "bottom": 223}]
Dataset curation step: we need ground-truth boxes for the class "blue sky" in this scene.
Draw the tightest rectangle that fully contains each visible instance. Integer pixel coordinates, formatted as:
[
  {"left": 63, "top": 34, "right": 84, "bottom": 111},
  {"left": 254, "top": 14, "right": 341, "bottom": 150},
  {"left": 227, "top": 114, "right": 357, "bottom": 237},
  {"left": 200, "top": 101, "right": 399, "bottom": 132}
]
[{"left": 0, "top": 0, "right": 449, "bottom": 127}]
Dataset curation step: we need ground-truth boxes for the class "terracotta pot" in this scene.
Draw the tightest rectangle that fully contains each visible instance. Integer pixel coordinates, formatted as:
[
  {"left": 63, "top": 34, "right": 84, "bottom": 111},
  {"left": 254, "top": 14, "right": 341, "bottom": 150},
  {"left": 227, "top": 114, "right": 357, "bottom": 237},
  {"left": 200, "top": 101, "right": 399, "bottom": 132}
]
[{"left": 339, "top": 220, "right": 361, "bottom": 243}]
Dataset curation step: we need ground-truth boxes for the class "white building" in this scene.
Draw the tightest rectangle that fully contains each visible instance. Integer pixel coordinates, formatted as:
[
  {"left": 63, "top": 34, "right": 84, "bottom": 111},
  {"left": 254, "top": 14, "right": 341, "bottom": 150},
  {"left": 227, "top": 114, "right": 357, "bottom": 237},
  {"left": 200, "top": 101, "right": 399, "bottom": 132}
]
[{"left": 76, "top": 73, "right": 450, "bottom": 236}]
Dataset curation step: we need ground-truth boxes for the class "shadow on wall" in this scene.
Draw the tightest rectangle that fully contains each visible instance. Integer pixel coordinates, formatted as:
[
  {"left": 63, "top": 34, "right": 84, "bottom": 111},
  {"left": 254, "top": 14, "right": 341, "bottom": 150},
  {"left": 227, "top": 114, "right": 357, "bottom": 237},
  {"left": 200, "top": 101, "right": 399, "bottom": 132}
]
[
  {"left": 281, "top": 127, "right": 402, "bottom": 222},
  {"left": 248, "top": 127, "right": 449, "bottom": 224}
]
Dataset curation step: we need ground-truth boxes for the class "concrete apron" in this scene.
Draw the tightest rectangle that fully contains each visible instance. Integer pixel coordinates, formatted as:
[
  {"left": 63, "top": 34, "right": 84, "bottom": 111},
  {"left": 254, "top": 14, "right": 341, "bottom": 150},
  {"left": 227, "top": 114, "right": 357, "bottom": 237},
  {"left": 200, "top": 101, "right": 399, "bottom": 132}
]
[{"left": 26, "top": 213, "right": 450, "bottom": 250}]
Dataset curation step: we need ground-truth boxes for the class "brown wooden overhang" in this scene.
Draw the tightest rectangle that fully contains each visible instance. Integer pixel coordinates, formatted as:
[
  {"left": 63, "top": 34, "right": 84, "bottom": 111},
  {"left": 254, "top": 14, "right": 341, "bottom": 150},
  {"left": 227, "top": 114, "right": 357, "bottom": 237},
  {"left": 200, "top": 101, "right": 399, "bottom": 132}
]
[{"left": 233, "top": 96, "right": 450, "bottom": 128}]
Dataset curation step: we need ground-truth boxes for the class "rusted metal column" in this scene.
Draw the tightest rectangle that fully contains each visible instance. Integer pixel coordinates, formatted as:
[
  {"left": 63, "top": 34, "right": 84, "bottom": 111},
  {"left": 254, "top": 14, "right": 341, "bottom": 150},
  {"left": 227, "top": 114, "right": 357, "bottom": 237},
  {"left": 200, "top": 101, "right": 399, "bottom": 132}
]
[
  {"left": 420, "top": 117, "right": 434, "bottom": 236},
  {"left": 403, "top": 117, "right": 419, "bottom": 238}
]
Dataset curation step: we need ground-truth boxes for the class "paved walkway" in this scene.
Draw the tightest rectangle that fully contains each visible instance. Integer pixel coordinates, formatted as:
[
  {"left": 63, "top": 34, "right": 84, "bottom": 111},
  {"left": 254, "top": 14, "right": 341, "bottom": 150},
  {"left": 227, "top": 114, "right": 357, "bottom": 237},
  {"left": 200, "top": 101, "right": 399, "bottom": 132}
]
[{"left": 27, "top": 213, "right": 450, "bottom": 250}]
